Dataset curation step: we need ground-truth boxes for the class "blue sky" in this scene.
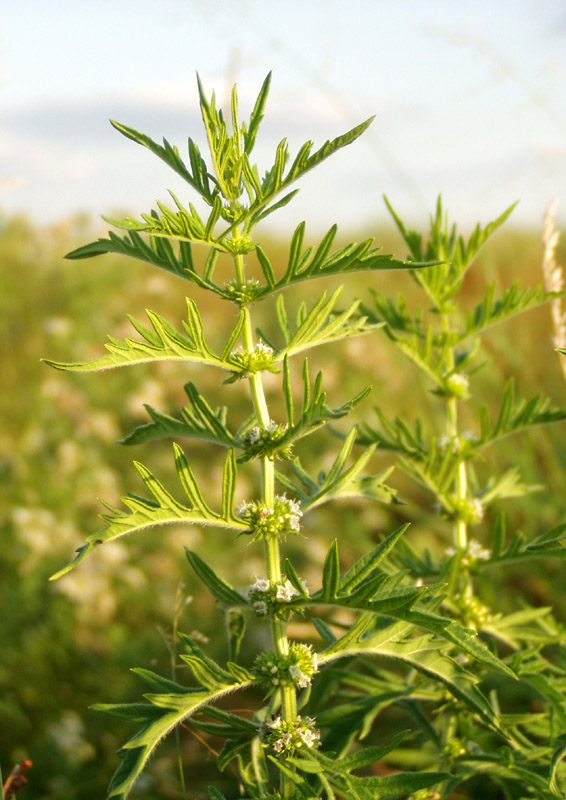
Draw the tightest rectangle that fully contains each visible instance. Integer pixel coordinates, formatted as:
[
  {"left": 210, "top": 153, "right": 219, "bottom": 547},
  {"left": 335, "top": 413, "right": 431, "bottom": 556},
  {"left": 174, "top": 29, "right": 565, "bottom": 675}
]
[{"left": 2, "top": 0, "right": 566, "bottom": 233}]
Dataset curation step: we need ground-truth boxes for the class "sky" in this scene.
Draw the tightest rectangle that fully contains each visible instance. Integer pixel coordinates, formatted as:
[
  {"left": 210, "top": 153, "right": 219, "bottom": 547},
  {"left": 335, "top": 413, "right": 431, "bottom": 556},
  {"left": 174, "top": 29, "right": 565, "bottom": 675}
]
[{"left": 2, "top": 0, "right": 566, "bottom": 234}]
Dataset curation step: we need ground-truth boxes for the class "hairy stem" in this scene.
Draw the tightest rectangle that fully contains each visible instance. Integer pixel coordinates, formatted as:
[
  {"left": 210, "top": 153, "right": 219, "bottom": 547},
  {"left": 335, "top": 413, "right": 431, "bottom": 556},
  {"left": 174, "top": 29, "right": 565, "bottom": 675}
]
[
  {"left": 442, "top": 313, "right": 471, "bottom": 597},
  {"left": 236, "top": 253, "right": 297, "bottom": 793}
]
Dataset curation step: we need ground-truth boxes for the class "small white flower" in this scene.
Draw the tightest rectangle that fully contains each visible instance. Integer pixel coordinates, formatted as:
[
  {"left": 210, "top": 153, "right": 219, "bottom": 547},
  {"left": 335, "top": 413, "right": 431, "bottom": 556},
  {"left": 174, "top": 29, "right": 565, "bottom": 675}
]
[
  {"left": 255, "top": 341, "right": 273, "bottom": 356},
  {"left": 447, "top": 373, "right": 468, "bottom": 390},
  {"left": 273, "top": 732, "right": 292, "bottom": 752},
  {"left": 267, "top": 715, "right": 282, "bottom": 729},
  {"left": 289, "top": 665, "right": 310, "bottom": 687},
  {"left": 446, "top": 546, "right": 457, "bottom": 557},
  {"left": 468, "top": 539, "right": 491, "bottom": 560},
  {"left": 253, "top": 601, "right": 268, "bottom": 615},
  {"left": 276, "top": 580, "right": 299, "bottom": 602},
  {"left": 251, "top": 578, "right": 271, "bottom": 592},
  {"left": 236, "top": 501, "right": 252, "bottom": 517},
  {"left": 470, "top": 500, "right": 485, "bottom": 522},
  {"left": 287, "top": 499, "right": 302, "bottom": 517},
  {"left": 299, "top": 728, "right": 319, "bottom": 748},
  {"left": 247, "top": 426, "right": 261, "bottom": 444}
]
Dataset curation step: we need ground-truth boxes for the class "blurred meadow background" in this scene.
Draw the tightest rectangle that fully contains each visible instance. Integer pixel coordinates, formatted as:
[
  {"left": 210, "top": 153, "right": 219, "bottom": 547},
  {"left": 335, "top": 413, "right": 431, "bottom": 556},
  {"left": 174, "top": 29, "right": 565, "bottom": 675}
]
[{"left": 2, "top": 1, "right": 566, "bottom": 798}]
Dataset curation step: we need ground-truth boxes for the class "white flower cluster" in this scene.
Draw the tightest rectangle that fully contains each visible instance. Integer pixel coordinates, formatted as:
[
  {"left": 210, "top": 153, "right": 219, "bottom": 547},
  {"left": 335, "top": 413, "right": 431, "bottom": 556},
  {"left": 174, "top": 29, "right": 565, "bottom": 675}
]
[
  {"left": 445, "top": 496, "right": 485, "bottom": 526},
  {"left": 248, "top": 577, "right": 309, "bottom": 618},
  {"left": 223, "top": 278, "right": 262, "bottom": 303},
  {"left": 236, "top": 494, "right": 302, "bottom": 540},
  {"left": 241, "top": 420, "right": 291, "bottom": 461},
  {"left": 254, "top": 643, "right": 318, "bottom": 691},
  {"left": 228, "top": 341, "right": 278, "bottom": 380},
  {"left": 468, "top": 539, "right": 491, "bottom": 560},
  {"left": 265, "top": 715, "right": 320, "bottom": 755},
  {"left": 230, "top": 341, "right": 273, "bottom": 362},
  {"left": 446, "top": 538, "right": 491, "bottom": 565},
  {"left": 437, "top": 432, "right": 477, "bottom": 454},
  {"left": 245, "top": 420, "right": 282, "bottom": 445},
  {"left": 444, "top": 372, "right": 469, "bottom": 398}
]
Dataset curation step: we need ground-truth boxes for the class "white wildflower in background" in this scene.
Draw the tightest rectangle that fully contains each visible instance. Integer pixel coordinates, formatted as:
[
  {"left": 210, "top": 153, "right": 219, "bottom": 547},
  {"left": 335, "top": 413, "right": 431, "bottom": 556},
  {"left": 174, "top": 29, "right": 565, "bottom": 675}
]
[{"left": 542, "top": 199, "right": 566, "bottom": 380}]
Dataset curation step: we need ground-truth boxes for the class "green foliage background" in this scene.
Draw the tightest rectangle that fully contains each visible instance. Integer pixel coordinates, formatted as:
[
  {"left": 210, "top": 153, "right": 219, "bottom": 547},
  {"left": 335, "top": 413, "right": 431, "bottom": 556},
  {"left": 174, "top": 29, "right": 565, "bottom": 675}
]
[{"left": 2, "top": 210, "right": 566, "bottom": 799}]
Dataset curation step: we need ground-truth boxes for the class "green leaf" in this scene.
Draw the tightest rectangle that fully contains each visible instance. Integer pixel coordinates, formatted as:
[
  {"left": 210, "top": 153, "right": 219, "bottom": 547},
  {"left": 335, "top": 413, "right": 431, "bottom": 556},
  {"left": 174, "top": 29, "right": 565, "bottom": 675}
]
[
  {"left": 321, "top": 540, "right": 340, "bottom": 602},
  {"left": 50, "top": 448, "right": 247, "bottom": 580},
  {"left": 527, "top": 523, "right": 566, "bottom": 554},
  {"left": 318, "top": 698, "right": 411, "bottom": 751},
  {"left": 243, "top": 72, "right": 271, "bottom": 154},
  {"left": 226, "top": 610, "right": 246, "bottom": 663},
  {"left": 240, "top": 358, "right": 371, "bottom": 462},
  {"left": 291, "top": 747, "right": 450, "bottom": 800},
  {"left": 340, "top": 770, "right": 451, "bottom": 800},
  {"left": 121, "top": 382, "right": 238, "bottom": 448},
  {"left": 94, "top": 671, "right": 254, "bottom": 800},
  {"left": 185, "top": 549, "right": 248, "bottom": 607},
  {"left": 311, "top": 617, "right": 337, "bottom": 644},
  {"left": 478, "top": 379, "right": 566, "bottom": 447},
  {"left": 65, "top": 230, "right": 225, "bottom": 294},
  {"left": 130, "top": 668, "right": 191, "bottom": 694},
  {"left": 253, "top": 223, "right": 432, "bottom": 297},
  {"left": 277, "top": 428, "right": 396, "bottom": 510},
  {"left": 217, "top": 736, "right": 255, "bottom": 772},
  {"left": 208, "top": 787, "right": 228, "bottom": 800},
  {"left": 549, "top": 735, "right": 566, "bottom": 796},
  {"left": 462, "top": 281, "right": 566, "bottom": 342},
  {"left": 178, "top": 634, "right": 239, "bottom": 690},
  {"left": 338, "top": 524, "right": 410, "bottom": 594},
  {"left": 385, "top": 195, "right": 516, "bottom": 308},
  {"left": 270, "top": 288, "right": 382, "bottom": 359},
  {"left": 320, "top": 619, "right": 502, "bottom": 728},
  {"left": 109, "top": 119, "right": 214, "bottom": 202},
  {"left": 43, "top": 300, "right": 233, "bottom": 373}
]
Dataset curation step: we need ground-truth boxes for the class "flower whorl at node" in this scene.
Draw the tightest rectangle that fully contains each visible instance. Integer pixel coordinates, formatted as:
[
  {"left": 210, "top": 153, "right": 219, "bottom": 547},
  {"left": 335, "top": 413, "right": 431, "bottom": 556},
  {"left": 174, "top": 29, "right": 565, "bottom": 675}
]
[
  {"left": 229, "top": 342, "right": 279, "bottom": 378},
  {"left": 248, "top": 577, "right": 308, "bottom": 619},
  {"left": 223, "top": 278, "right": 262, "bottom": 304},
  {"left": 442, "top": 739, "right": 467, "bottom": 760},
  {"left": 236, "top": 494, "right": 303, "bottom": 541},
  {"left": 443, "top": 372, "right": 470, "bottom": 399},
  {"left": 458, "top": 594, "right": 492, "bottom": 629},
  {"left": 446, "top": 539, "right": 491, "bottom": 565},
  {"left": 446, "top": 497, "right": 485, "bottom": 525},
  {"left": 437, "top": 432, "right": 477, "bottom": 456},
  {"left": 253, "top": 643, "right": 318, "bottom": 693},
  {"left": 263, "top": 715, "right": 321, "bottom": 756},
  {"left": 241, "top": 420, "right": 293, "bottom": 462}
]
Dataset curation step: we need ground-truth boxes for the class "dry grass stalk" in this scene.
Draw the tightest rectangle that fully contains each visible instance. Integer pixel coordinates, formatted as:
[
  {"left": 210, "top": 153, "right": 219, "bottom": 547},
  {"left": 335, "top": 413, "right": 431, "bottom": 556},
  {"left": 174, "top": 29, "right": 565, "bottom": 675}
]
[{"left": 541, "top": 200, "right": 566, "bottom": 380}]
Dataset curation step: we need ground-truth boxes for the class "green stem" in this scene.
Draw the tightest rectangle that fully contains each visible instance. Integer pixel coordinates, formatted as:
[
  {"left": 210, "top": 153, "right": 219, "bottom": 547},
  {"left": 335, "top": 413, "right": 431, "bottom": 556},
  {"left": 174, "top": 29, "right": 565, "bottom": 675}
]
[
  {"left": 443, "top": 314, "right": 468, "bottom": 553},
  {"left": 236, "top": 253, "right": 297, "bottom": 793},
  {"left": 442, "top": 313, "right": 472, "bottom": 601}
]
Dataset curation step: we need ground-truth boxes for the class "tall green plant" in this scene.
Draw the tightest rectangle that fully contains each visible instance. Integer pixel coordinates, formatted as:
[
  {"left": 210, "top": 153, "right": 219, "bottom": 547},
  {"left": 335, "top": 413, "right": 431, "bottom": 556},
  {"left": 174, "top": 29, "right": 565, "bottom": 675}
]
[
  {"left": 357, "top": 197, "right": 566, "bottom": 797},
  {"left": 45, "top": 75, "right": 563, "bottom": 799}
]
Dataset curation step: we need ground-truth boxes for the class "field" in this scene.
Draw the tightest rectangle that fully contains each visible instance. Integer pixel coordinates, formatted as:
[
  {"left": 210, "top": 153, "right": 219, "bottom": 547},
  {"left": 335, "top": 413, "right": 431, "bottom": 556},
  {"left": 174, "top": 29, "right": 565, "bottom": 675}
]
[{"left": 1, "top": 209, "right": 566, "bottom": 799}]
